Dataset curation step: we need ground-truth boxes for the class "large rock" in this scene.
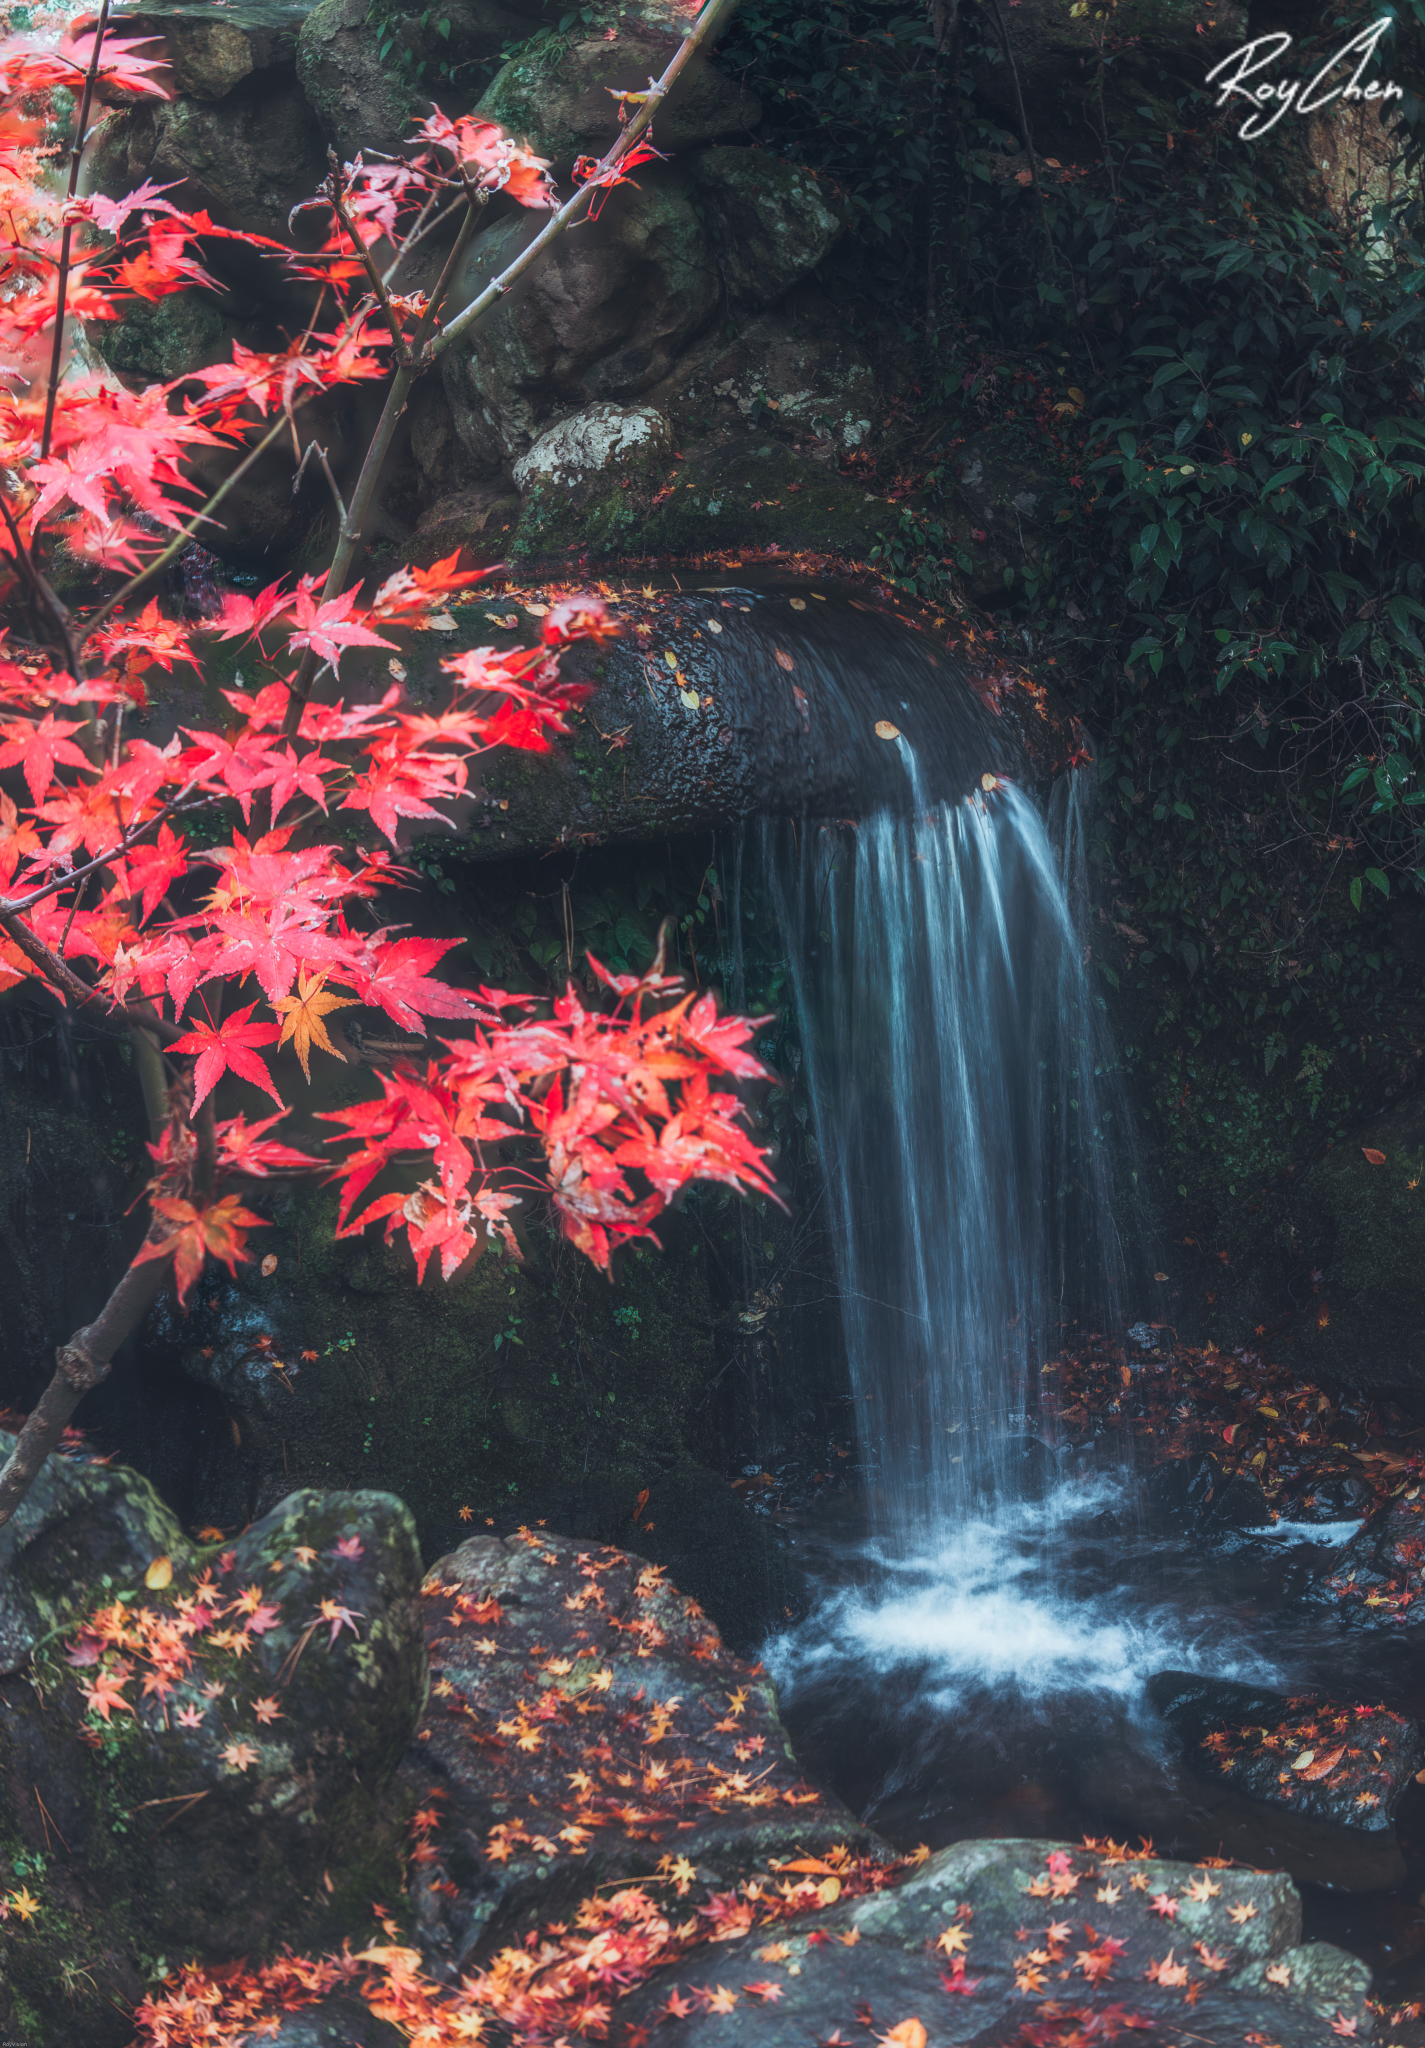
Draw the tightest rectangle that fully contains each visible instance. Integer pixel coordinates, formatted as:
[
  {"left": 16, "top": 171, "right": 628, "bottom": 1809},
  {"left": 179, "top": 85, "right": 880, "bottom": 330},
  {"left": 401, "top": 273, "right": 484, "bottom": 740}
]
[
  {"left": 1313, "top": 1484, "right": 1425, "bottom": 1625},
  {"left": 1149, "top": 1669, "right": 1421, "bottom": 1888},
  {"left": 295, "top": 0, "right": 552, "bottom": 160},
  {"left": 96, "top": 77, "right": 328, "bottom": 238},
  {"left": 116, "top": 0, "right": 311, "bottom": 101},
  {"left": 386, "top": 582, "right": 1078, "bottom": 860},
  {"left": 687, "top": 148, "right": 845, "bottom": 306},
  {"left": 475, "top": 23, "right": 760, "bottom": 166},
  {"left": 616, "top": 1837, "right": 1372, "bottom": 2046},
  {"left": 441, "top": 174, "right": 719, "bottom": 461},
  {"left": 402, "top": 1528, "right": 883, "bottom": 1970},
  {"left": 511, "top": 400, "right": 674, "bottom": 493},
  {"left": 0, "top": 1448, "right": 426, "bottom": 2043}
]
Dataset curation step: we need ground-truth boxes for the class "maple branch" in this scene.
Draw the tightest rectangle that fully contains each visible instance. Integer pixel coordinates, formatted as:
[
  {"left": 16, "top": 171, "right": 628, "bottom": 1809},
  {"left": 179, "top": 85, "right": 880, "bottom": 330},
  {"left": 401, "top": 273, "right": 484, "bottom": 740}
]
[
  {"left": 0, "top": 1216, "right": 177, "bottom": 1530},
  {"left": 430, "top": 0, "right": 743, "bottom": 366},
  {"left": 410, "top": 173, "right": 489, "bottom": 357},
  {"left": 0, "top": 491, "right": 81, "bottom": 681},
  {"left": 39, "top": 0, "right": 113, "bottom": 462},
  {"left": 0, "top": 902, "right": 185, "bottom": 1049},
  {"left": 0, "top": 784, "right": 202, "bottom": 917},
  {"left": 278, "top": 0, "right": 742, "bottom": 741},
  {"left": 326, "top": 151, "right": 413, "bottom": 368},
  {"left": 79, "top": 411, "right": 294, "bottom": 645}
]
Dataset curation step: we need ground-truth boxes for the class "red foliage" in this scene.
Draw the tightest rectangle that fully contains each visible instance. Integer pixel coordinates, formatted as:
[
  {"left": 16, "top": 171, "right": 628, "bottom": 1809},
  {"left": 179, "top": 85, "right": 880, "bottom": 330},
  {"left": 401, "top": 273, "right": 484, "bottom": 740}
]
[{"left": 0, "top": 9, "right": 777, "bottom": 1308}]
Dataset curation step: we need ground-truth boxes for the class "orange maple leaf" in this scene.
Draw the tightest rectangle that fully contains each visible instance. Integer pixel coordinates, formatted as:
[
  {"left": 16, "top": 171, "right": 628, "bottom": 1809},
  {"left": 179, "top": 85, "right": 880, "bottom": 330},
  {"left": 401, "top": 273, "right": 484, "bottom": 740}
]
[{"left": 135, "top": 1194, "right": 267, "bottom": 1306}]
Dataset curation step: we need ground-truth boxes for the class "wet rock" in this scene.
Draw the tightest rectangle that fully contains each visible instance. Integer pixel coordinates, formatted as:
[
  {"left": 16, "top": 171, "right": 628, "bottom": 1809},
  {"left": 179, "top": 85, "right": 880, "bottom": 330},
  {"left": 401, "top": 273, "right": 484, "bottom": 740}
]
[
  {"left": 398, "top": 1528, "right": 884, "bottom": 1971},
  {"left": 99, "top": 76, "right": 328, "bottom": 239},
  {"left": 0, "top": 1448, "right": 425, "bottom": 2041},
  {"left": 1149, "top": 1669, "right": 1420, "bottom": 1888},
  {"left": 617, "top": 1836, "right": 1370, "bottom": 2046},
  {"left": 294, "top": 0, "right": 550, "bottom": 160},
  {"left": 511, "top": 401, "right": 675, "bottom": 494},
  {"left": 117, "top": 0, "right": 310, "bottom": 101},
  {"left": 475, "top": 24, "right": 760, "bottom": 167},
  {"left": 253, "top": 2004, "right": 406, "bottom": 2047},
  {"left": 687, "top": 148, "right": 845, "bottom": 306},
  {"left": 1313, "top": 1483, "right": 1425, "bottom": 1624},
  {"left": 442, "top": 176, "right": 718, "bottom": 463},
  {"left": 91, "top": 289, "right": 229, "bottom": 380}
]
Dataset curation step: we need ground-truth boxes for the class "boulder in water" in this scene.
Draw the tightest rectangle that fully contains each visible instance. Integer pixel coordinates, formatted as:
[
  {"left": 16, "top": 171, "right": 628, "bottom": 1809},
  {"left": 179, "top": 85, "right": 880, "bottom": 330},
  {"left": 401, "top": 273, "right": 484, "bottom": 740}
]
[
  {"left": 1311, "top": 1482, "right": 1425, "bottom": 1624},
  {"left": 1149, "top": 1668, "right": 1421, "bottom": 1889}
]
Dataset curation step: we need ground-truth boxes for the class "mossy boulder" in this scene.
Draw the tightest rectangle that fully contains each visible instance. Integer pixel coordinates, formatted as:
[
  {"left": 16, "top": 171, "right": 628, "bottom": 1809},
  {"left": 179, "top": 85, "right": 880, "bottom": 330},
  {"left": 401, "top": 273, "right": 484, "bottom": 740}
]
[
  {"left": 92, "top": 291, "right": 228, "bottom": 381},
  {"left": 441, "top": 174, "right": 719, "bottom": 462},
  {"left": 97, "top": 77, "right": 328, "bottom": 238},
  {"left": 618, "top": 1838, "right": 1371, "bottom": 2046},
  {"left": 402, "top": 1529, "right": 880, "bottom": 1971},
  {"left": 511, "top": 430, "right": 887, "bottom": 560},
  {"left": 475, "top": 24, "right": 760, "bottom": 168},
  {"left": 687, "top": 148, "right": 845, "bottom": 306},
  {"left": 0, "top": 1451, "right": 425, "bottom": 2043}
]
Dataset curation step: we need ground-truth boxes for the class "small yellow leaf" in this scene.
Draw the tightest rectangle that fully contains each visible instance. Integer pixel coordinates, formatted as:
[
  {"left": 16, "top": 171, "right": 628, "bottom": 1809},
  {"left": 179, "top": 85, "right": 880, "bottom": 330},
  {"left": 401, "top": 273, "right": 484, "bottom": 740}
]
[
  {"left": 875, "top": 720, "right": 901, "bottom": 741},
  {"left": 789, "top": 596, "right": 807, "bottom": 610},
  {"left": 679, "top": 689, "right": 700, "bottom": 711},
  {"left": 1067, "top": 386, "right": 1086, "bottom": 405},
  {"left": 261, "top": 1253, "right": 278, "bottom": 1277},
  {"left": 145, "top": 1555, "right": 173, "bottom": 1590},
  {"left": 816, "top": 1876, "right": 842, "bottom": 1904},
  {"left": 665, "top": 650, "right": 679, "bottom": 669}
]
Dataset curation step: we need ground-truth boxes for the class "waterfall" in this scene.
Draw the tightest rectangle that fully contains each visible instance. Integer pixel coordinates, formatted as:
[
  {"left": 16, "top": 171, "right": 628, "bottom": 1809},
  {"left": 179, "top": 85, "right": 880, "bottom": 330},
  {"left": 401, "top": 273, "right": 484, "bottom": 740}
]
[{"left": 765, "top": 758, "right": 1135, "bottom": 1547}]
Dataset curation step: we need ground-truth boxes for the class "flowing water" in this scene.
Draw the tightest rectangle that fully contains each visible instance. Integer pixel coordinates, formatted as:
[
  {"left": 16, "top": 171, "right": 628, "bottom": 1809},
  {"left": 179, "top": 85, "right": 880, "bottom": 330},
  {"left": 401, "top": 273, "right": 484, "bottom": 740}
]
[
  {"left": 764, "top": 759, "right": 1139, "bottom": 1537},
  {"left": 754, "top": 753, "right": 1425, "bottom": 1991}
]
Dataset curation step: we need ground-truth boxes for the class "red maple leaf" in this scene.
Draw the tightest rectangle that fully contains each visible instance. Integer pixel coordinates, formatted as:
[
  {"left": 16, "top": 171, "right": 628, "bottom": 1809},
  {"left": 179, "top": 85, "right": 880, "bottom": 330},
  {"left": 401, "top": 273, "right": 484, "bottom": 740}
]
[
  {"left": 0, "top": 711, "right": 91, "bottom": 803},
  {"left": 167, "top": 1003, "right": 285, "bottom": 1113},
  {"left": 135, "top": 1193, "right": 268, "bottom": 1305}
]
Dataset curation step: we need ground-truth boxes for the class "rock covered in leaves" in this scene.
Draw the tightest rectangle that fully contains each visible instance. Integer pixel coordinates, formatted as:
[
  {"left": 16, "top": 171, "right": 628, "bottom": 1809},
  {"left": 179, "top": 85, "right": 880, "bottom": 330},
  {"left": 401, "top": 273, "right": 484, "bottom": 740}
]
[
  {"left": 1314, "top": 1484, "right": 1425, "bottom": 1624},
  {"left": 0, "top": 1449, "right": 425, "bottom": 2043},
  {"left": 617, "top": 1837, "right": 1372, "bottom": 2047},
  {"left": 1149, "top": 1670, "right": 1422, "bottom": 1835},
  {"left": 402, "top": 1527, "right": 886, "bottom": 1972}
]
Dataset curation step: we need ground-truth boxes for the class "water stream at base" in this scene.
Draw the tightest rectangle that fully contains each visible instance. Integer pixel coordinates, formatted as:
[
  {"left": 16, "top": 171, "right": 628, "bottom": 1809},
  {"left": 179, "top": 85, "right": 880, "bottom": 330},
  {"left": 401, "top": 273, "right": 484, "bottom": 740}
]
[{"left": 756, "top": 762, "right": 1425, "bottom": 1990}]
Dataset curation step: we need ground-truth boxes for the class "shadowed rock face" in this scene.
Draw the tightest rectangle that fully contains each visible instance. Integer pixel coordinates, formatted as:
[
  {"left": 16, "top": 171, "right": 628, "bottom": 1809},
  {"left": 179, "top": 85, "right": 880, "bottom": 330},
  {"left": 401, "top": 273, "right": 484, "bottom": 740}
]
[{"left": 462, "top": 583, "right": 1084, "bottom": 863}]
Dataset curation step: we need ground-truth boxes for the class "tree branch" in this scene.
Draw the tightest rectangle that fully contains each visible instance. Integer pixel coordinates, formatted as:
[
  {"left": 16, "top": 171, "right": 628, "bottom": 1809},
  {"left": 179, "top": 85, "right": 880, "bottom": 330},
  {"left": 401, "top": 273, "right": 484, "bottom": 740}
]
[
  {"left": 0, "top": 1222, "right": 177, "bottom": 1531},
  {"left": 40, "top": 0, "right": 114, "bottom": 462},
  {"left": 277, "top": 0, "right": 743, "bottom": 742}
]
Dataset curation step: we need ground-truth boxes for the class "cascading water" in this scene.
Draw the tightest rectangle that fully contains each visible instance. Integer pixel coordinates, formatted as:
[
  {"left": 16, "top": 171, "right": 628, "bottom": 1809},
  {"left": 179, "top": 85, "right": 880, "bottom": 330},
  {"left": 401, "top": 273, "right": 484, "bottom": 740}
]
[
  {"left": 754, "top": 716, "right": 1366, "bottom": 1864},
  {"left": 765, "top": 755, "right": 1136, "bottom": 1543}
]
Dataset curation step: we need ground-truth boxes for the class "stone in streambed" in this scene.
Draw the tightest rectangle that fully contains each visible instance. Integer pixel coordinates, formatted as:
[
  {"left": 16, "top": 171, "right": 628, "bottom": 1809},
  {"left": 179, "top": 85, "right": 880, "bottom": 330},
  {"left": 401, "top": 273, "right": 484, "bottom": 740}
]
[
  {"left": 1149, "top": 1668, "right": 1421, "bottom": 1889},
  {"left": 616, "top": 1836, "right": 1370, "bottom": 2046},
  {"left": 1311, "top": 1483, "right": 1425, "bottom": 1624},
  {"left": 397, "top": 1528, "right": 885, "bottom": 1974}
]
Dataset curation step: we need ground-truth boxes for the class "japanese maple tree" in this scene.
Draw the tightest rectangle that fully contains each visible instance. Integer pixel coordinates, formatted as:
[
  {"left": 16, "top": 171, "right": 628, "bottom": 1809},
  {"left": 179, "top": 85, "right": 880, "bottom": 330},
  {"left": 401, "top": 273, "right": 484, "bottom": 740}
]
[{"left": 0, "top": 0, "right": 760, "bottom": 1526}]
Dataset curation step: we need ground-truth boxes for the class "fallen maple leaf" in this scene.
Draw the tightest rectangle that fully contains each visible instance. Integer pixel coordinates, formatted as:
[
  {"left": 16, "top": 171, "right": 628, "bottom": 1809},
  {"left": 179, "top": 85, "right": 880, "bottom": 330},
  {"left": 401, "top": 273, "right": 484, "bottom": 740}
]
[
  {"left": 1145, "top": 1950, "right": 1189, "bottom": 1988},
  {"left": 878, "top": 2025, "right": 927, "bottom": 2048}
]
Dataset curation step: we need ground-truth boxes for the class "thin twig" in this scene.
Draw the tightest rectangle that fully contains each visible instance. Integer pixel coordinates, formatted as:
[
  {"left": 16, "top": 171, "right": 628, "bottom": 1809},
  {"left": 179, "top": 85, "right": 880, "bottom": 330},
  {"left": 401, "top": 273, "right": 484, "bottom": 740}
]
[
  {"left": 40, "top": 0, "right": 115, "bottom": 460},
  {"left": 327, "top": 150, "right": 413, "bottom": 367},
  {"left": 79, "top": 413, "right": 293, "bottom": 645}
]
